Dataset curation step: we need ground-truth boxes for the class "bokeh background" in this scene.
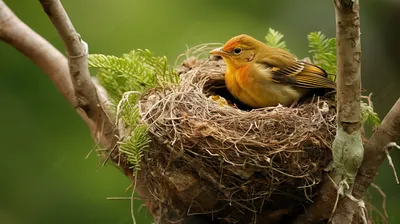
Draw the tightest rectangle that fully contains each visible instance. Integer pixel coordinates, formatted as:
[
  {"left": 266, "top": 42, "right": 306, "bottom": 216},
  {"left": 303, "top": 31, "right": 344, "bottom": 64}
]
[{"left": 1, "top": 0, "right": 399, "bottom": 223}]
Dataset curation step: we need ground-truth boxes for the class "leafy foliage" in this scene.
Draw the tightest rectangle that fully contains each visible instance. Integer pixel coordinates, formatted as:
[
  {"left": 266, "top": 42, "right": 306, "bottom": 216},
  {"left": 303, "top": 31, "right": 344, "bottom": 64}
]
[
  {"left": 307, "top": 32, "right": 337, "bottom": 80},
  {"left": 265, "top": 28, "right": 289, "bottom": 51},
  {"left": 89, "top": 49, "right": 178, "bottom": 104},
  {"left": 361, "top": 101, "right": 381, "bottom": 126},
  {"left": 88, "top": 49, "right": 179, "bottom": 174}
]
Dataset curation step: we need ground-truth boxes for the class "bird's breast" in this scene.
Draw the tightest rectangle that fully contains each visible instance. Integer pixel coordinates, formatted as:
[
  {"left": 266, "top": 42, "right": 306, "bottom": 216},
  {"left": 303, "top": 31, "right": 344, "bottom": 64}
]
[
  {"left": 225, "top": 64, "right": 260, "bottom": 107},
  {"left": 225, "top": 63, "right": 301, "bottom": 108},
  {"left": 228, "top": 64, "right": 259, "bottom": 104}
]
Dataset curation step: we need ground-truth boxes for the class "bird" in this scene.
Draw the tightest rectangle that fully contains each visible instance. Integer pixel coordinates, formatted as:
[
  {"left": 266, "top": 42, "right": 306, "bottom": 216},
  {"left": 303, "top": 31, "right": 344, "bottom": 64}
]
[{"left": 210, "top": 34, "right": 336, "bottom": 108}]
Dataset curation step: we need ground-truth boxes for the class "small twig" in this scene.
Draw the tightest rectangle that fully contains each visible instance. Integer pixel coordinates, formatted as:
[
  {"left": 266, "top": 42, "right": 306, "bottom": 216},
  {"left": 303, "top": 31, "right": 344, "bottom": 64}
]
[
  {"left": 345, "top": 193, "right": 367, "bottom": 224},
  {"left": 85, "top": 139, "right": 101, "bottom": 160},
  {"left": 383, "top": 142, "right": 400, "bottom": 184},
  {"left": 107, "top": 197, "right": 143, "bottom": 200},
  {"left": 131, "top": 176, "right": 138, "bottom": 224},
  {"left": 326, "top": 175, "right": 367, "bottom": 224},
  {"left": 370, "top": 183, "right": 389, "bottom": 220},
  {"left": 174, "top": 43, "right": 223, "bottom": 67},
  {"left": 361, "top": 93, "right": 373, "bottom": 107},
  {"left": 326, "top": 175, "right": 341, "bottom": 221}
]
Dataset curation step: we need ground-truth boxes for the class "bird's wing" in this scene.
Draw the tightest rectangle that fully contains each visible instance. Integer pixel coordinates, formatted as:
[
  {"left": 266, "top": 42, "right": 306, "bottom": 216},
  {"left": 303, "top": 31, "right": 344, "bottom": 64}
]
[{"left": 257, "top": 49, "right": 336, "bottom": 89}]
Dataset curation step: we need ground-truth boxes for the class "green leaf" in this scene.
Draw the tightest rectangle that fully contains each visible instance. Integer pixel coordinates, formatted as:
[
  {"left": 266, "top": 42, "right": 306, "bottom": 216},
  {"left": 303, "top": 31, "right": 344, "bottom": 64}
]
[
  {"left": 119, "top": 123, "right": 151, "bottom": 174},
  {"left": 89, "top": 49, "right": 179, "bottom": 105},
  {"left": 265, "top": 28, "right": 289, "bottom": 51},
  {"left": 88, "top": 49, "right": 179, "bottom": 175},
  {"left": 361, "top": 101, "right": 381, "bottom": 126},
  {"left": 307, "top": 32, "right": 337, "bottom": 81}
]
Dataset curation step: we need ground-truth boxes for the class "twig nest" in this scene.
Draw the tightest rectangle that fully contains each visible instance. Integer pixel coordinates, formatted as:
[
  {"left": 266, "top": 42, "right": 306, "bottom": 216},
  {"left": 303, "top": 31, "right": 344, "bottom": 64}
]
[{"left": 138, "top": 56, "right": 336, "bottom": 224}]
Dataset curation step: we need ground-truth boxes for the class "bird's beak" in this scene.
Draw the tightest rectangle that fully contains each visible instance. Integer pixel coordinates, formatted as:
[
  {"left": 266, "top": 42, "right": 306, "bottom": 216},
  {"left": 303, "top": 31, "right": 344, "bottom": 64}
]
[{"left": 210, "top": 47, "right": 227, "bottom": 57}]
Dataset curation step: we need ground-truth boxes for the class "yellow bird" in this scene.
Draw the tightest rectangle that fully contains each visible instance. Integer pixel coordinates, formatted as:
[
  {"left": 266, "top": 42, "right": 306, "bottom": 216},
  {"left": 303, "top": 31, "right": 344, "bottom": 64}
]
[{"left": 210, "top": 34, "right": 336, "bottom": 108}]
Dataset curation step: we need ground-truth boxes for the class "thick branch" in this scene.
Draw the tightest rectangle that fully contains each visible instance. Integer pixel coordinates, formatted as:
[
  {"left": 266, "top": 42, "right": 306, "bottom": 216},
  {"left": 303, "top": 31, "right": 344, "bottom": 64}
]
[
  {"left": 295, "top": 99, "right": 400, "bottom": 224},
  {"left": 295, "top": 1, "right": 363, "bottom": 223},
  {"left": 335, "top": 0, "right": 362, "bottom": 133},
  {"left": 333, "top": 98, "right": 400, "bottom": 223},
  {"left": 329, "top": 1, "right": 363, "bottom": 223},
  {"left": 355, "top": 98, "right": 400, "bottom": 198}
]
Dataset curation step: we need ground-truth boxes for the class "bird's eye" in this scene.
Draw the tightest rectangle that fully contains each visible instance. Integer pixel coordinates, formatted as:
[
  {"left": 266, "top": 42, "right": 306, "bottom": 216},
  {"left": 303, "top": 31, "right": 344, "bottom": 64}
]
[{"left": 233, "top": 48, "right": 242, "bottom": 55}]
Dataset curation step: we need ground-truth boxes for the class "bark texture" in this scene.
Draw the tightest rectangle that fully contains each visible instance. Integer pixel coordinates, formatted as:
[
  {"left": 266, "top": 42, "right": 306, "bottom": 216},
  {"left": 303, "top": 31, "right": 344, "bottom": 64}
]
[
  {"left": 335, "top": 0, "right": 362, "bottom": 134},
  {"left": 295, "top": 1, "right": 364, "bottom": 223},
  {"left": 335, "top": 99, "right": 400, "bottom": 223}
]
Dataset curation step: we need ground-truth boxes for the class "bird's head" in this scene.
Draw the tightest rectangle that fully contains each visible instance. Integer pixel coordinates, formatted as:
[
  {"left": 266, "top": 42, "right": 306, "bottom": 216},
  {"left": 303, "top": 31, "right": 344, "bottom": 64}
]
[{"left": 210, "top": 34, "right": 265, "bottom": 68}]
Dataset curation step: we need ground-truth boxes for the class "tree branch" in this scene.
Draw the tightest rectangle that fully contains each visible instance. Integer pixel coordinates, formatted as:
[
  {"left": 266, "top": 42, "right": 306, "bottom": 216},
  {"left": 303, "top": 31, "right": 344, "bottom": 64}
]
[
  {"left": 333, "top": 98, "right": 400, "bottom": 223},
  {"left": 38, "top": 0, "right": 116, "bottom": 150},
  {"left": 296, "top": 2, "right": 400, "bottom": 223},
  {"left": 0, "top": 0, "right": 114, "bottom": 153},
  {"left": 355, "top": 98, "right": 400, "bottom": 198},
  {"left": 335, "top": 0, "right": 362, "bottom": 133},
  {"left": 0, "top": 0, "right": 161, "bottom": 221},
  {"left": 0, "top": 0, "right": 75, "bottom": 105},
  {"left": 329, "top": 1, "right": 364, "bottom": 223},
  {"left": 294, "top": 102, "right": 400, "bottom": 224},
  {"left": 294, "top": 1, "right": 363, "bottom": 223}
]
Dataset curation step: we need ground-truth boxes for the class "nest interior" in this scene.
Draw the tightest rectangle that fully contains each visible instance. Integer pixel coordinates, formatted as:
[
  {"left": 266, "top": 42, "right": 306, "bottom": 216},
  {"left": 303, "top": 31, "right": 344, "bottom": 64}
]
[{"left": 137, "top": 56, "right": 337, "bottom": 224}]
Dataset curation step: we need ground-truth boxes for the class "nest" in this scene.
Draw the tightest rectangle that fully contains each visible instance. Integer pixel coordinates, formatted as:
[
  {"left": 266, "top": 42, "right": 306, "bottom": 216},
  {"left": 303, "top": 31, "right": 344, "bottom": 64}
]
[{"left": 137, "top": 55, "right": 337, "bottom": 224}]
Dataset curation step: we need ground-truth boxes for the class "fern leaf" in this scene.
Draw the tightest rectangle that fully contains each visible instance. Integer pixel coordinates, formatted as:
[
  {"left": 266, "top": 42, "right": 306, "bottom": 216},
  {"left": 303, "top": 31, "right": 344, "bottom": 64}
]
[
  {"left": 88, "top": 49, "right": 179, "bottom": 176},
  {"left": 89, "top": 54, "right": 138, "bottom": 77},
  {"left": 119, "top": 124, "right": 151, "bottom": 174},
  {"left": 307, "top": 32, "right": 337, "bottom": 80},
  {"left": 265, "top": 28, "right": 289, "bottom": 51},
  {"left": 88, "top": 49, "right": 178, "bottom": 104}
]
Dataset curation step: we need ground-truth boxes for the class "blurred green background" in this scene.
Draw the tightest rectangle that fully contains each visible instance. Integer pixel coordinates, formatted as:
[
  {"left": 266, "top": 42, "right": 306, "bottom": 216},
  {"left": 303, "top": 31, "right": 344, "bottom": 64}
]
[{"left": 0, "top": 0, "right": 399, "bottom": 223}]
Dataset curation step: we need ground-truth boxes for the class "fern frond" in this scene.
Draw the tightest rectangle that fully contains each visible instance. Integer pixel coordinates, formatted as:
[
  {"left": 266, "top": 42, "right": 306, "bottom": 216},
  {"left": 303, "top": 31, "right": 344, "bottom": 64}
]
[
  {"left": 265, "top": 28, "right": 289, "bottom": 51},
  {"left": 89, "top": 49, "right": 179, "bottom": 105},
  {"left": 89, "top": 54, "right": 139, "bottom": 77},
  {"left": 88, "top": 49, "right": 179, "bottom": 175},
  {"left": 119, "top": 124, "right": 151, "bottom": 174},
  {"left": 307, "top": 32, "right": 337, "bottom": 80}
]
